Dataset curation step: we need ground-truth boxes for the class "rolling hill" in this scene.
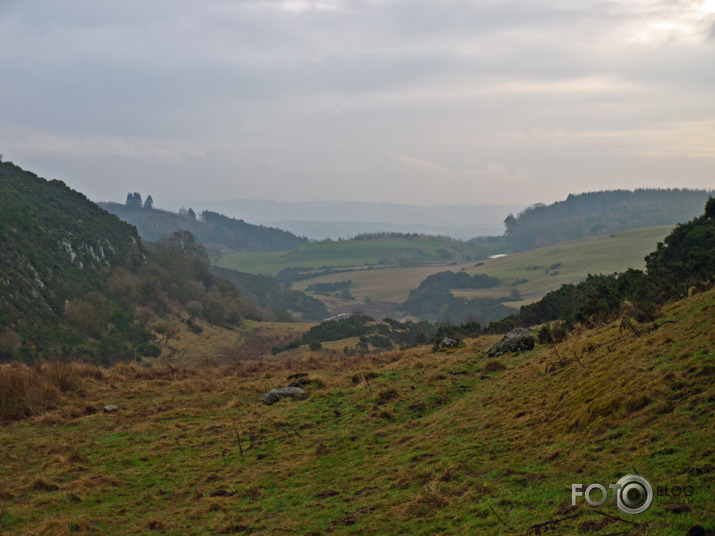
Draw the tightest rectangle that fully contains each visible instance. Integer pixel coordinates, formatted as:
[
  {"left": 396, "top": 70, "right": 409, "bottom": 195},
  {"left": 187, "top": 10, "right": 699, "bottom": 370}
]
[{"left": 218, "top": 235, "right": 489, "bottom": 276}]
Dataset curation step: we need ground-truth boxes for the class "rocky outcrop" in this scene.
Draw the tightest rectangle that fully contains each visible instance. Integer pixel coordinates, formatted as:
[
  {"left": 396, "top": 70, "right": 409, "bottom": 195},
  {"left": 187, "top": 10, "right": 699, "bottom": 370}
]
[{"left": 488, "top": 328, "right": 534, "bottom": 357}]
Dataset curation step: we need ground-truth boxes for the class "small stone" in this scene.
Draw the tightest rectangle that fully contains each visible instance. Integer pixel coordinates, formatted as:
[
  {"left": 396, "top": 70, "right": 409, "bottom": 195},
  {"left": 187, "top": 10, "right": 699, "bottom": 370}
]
[{"left": 103, "top": 405, "right": 119, "bottom": 413}]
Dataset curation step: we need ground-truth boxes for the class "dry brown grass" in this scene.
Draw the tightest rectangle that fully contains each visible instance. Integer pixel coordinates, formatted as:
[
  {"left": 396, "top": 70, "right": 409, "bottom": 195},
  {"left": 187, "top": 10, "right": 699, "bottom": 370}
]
[
  {"left": 0, "top": 361, "right": 107, "bottom": 423},
  {"left": 0, "top": 363, "right": 64, "bottom": 423}
]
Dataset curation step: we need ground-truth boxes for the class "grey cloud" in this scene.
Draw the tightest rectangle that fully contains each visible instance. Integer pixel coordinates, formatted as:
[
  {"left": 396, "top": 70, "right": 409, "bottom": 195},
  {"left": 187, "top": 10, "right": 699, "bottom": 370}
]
[{"left": 0, "top": 0, "right": 713, "bottom": 207}]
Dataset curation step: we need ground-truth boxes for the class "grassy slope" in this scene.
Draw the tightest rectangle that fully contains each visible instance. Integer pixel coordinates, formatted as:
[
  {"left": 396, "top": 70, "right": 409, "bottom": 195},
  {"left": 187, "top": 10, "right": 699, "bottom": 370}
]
[
  {"left": 218, "top": 238, "right": 485, "bottom": 276},
  {"left": 460, "top": 226, "right": 674, "bottom": 307},
  {"left": 1, "top": 288, "right": 712, "bottom": 535}
]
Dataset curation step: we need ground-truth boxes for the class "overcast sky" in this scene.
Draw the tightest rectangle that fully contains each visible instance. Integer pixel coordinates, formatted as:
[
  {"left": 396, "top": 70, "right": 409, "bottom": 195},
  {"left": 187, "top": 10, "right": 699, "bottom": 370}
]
[{"left": 1, "top": 0, "right": 714, "bottom": 207}]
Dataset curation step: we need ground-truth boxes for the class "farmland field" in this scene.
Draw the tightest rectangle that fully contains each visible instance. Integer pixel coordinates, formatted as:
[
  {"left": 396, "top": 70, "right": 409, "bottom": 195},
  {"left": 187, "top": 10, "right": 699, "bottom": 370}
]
[
  {"left": 218, "top": 237, "right": 488, "bottom": 276},
  {"left": 279, "top": 226, "right": 675, "bottom": 316}
]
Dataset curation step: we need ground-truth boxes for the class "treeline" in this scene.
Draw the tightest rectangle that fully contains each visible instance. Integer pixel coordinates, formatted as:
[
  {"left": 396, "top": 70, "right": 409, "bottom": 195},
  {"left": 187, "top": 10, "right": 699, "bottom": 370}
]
[
  {"left": 305, "top": 280, "right": 354, "bottom": 300},
  {"left": 488, "top": 198, "right": 715, "bottom": 333},
  {"left": 350, "top": 232, "right": 455, "bottom": 241},
  {"left": 276, "top": 266, "right": 366, "bottom": 284},
  {"left": 99, "top": 199, "right": 307, "bottom": 252},
  {"left": 272, "top": 313, "right": 490, "bottom": 356},
  {"left": 503, "top": 189, "right": 711, "bottom": 252}
]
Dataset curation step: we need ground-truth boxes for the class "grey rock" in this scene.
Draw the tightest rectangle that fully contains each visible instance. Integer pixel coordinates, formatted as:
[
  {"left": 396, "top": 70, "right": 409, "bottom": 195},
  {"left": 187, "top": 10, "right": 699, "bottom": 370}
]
[
  {"left": 261, "top": 387, "right": 306, "bottom": 405},
  {"left": 432, "top": 337, "right": 459, "bottom": 352},
  {"left": 487, "top": 328, "right": 535, "bottom": 357},
  {"left": 103, "top": 404, "right": 119, "bottom": 413}
]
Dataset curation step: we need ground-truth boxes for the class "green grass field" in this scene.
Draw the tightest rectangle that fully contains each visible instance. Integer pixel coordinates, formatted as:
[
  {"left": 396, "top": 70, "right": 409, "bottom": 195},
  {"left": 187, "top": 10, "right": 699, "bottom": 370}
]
[
  {"left": 218, "top": 238, "right": 488, "bottom": 276},
  {"left": 1, "top": 288, "right": 712, "bottom": 535},
  {"left": 462, "top": 225, "right": 674, "bottom": 307}
]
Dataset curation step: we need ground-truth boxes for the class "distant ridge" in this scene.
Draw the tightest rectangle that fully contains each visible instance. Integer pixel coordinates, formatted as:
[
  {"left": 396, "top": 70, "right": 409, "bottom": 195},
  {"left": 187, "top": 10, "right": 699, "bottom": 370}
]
[
  {"left": 164, "top": 199, "right": 526, "bottom": 240},
  {"left": 99, "top": 201, "right": 308, "bottom": 252}
]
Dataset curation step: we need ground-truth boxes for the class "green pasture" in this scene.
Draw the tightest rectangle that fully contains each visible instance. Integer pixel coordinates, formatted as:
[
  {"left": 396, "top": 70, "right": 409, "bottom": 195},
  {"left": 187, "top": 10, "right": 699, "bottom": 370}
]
[
  {"left": 463, "top": 225, "right": 674, "bottom": 305},
  {"left": 289, "top": 226, "right": 674, "bottom": 311},
  {"left": 218, "top": 238, "right": 488, "bottom": 276}
]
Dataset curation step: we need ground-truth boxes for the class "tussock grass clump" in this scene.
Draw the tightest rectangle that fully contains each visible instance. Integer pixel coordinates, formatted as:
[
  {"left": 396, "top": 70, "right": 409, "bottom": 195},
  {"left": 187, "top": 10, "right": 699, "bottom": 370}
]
[
  {"left": 375, "top": 388, "right": 399, "bottom": 405},
  {"left": 0, "top": 364, "right": 62, "bottom": 422},
  {"left": 24, "top": 477, "right": 61, "bottom": 492},
  {"left": 482, "top": 359, "right": 507, "bottom": 373},
  {"left": 0, "top": 361, "right": 103, "bottom": 423}
]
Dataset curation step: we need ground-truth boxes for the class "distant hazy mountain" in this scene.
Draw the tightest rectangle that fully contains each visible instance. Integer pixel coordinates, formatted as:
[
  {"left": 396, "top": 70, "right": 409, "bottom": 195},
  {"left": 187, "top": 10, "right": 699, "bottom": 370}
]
[{"left": 163, "top": 199, "right": 526, "bottom": 240}]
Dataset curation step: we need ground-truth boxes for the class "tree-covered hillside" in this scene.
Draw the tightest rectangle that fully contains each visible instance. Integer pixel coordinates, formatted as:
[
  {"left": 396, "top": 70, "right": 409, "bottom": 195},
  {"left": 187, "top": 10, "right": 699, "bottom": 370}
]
[
  {"left": 0, "top": 162, "right": 145, "bottom": 329},
  {"left": 500, "top": 188, "right": 710, "bottom": 252},
  {"left": 99, "top": 199, "right": 307, "bottom": 252},
  {"left": 0, "top": 163, "right": 305, "bottom": 364},
  {"left": 210, "top": 266, "right": 329, "bottom": 322}
]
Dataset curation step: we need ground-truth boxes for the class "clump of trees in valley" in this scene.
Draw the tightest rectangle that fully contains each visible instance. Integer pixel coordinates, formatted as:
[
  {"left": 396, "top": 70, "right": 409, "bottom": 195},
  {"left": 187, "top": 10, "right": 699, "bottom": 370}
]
[
  {"left": 306, "top": 280, "right": 354, "bottom": 300},
  {"left": 210, "top": 267, "right": 329, "bottom": 322},
  {"left": 399, "top": 270, "right": 513, "bottom": 324}
]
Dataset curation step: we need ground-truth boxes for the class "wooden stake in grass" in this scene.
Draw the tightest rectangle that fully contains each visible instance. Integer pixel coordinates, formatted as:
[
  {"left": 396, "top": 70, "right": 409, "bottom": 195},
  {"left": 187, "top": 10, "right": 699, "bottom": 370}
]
[
  {"left": 284, "top": 421, "right": 303, "bottom": 439},
  {"left": 526, "top": 513, "right": 579, "bottom": 535},
  {"left": 232, "top": 421, "right": 244, "bottom": 457},
  {"left": 489, "top": 505, "right": 508, "bottom": 528},
  {"left": 572, "top": 350, "right": 586, "bottom": 369}
]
